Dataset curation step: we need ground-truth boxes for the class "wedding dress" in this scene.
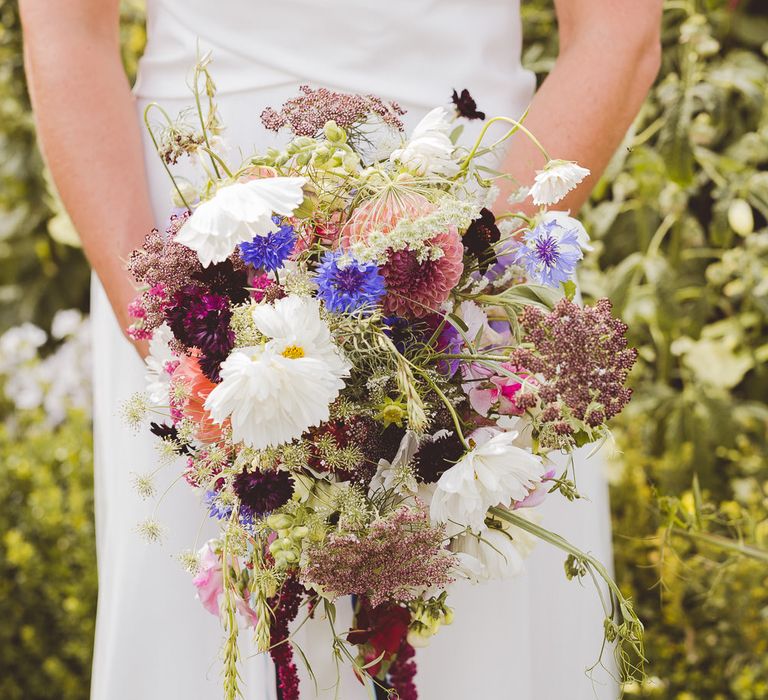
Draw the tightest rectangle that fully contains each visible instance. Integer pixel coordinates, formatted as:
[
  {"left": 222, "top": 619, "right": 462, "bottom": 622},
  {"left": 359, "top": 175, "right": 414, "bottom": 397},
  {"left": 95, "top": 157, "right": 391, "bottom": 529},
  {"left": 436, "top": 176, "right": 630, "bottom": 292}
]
[{"left": 90, "top": 1, "right": 618, "bottom": 698}]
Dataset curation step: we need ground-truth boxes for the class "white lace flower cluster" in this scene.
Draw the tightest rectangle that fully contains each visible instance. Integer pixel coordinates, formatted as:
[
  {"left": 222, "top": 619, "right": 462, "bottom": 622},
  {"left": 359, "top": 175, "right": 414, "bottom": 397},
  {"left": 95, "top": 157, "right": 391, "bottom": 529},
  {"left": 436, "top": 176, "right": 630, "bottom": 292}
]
[{"left": 349, "top": 197, "right": 481, "bottom": 264}]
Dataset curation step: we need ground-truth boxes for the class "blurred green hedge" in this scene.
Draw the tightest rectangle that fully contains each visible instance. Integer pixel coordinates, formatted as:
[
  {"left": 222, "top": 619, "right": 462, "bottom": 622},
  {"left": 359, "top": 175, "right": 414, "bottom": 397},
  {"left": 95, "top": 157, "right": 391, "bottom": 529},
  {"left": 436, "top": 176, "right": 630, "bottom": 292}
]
[
  {"left": 0, "top": 0, "right": 767, "bottom": 699},
  {"left": 0, "top": 409, "right": 95, "bottom": 700},
  {"left": 525, "top": 0, "right": 768, "bottom": 696}
]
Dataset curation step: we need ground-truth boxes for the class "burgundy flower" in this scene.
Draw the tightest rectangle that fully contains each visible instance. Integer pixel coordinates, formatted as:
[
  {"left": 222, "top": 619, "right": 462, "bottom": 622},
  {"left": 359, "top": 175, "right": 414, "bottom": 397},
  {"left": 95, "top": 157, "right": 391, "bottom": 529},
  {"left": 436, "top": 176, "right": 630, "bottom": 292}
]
[
  {"left": 268, "top": 577, "right": 305, "bottom": 700},
  {"left": 233, "top": 468, "right": 293, "bottom": 516},
  {"left": 348, "top": 599, "right": 411, "bottom": 679},
  {"left": 412, "top": 431, "right": 465, "bottom": 483},
  {"left": 463, "top": 207, "right": 501, "bottom": 273},
  {"left": 381, "top": 229, "right": 464, "bottom": 318},
  {"left": 451, "top": 88, "right": 486, "bottom": 120},
  {"left": 192, "top": 259, "right": 250, "bottom": 304},
  {"left": 166, "top": 285, "right": 235, "bottom": 357},
  {"left": 387, "top": 639, "right": 418, "bottom": 700}
]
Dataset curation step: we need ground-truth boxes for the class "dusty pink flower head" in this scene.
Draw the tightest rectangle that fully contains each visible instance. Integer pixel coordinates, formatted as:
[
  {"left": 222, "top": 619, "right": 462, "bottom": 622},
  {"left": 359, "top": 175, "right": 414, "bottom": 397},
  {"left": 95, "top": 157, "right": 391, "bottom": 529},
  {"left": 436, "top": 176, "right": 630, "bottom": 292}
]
[
  {"left": 261, "top": 85, "right": 405, "bottom": 136},
  {"left": 342, "top": 192, "right": 434, "bottom": 248},
  {"left": 381, "top": 227, "right": 464, "bottom": 318},
  {"left": 302, "top": 504, "right": 452, "bottom": 607}
]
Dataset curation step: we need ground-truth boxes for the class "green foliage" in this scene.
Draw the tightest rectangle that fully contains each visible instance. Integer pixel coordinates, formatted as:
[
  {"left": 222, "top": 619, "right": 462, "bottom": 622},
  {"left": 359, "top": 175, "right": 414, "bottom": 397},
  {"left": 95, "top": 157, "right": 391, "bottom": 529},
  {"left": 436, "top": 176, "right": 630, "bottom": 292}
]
[
  {"left": 0, "top": 0, "right": 146, "bottom": 333},
  {"left": 0, "top": 409, "right": 96, "bottom": 700},
  {"left": 0, "top": 1, "right": 91, "bottom": 331},
  {"left": 523, "top": 0, "right": 768, "bottom": 696}
]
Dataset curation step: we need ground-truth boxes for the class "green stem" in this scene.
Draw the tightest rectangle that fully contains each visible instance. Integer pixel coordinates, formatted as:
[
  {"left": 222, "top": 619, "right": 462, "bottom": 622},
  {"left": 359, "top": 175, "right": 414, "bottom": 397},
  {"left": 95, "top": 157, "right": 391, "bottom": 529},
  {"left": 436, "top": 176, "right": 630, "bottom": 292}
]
[
  {"left": 406, "top": 358, "right": 469, "bottom": 449},
  {"left": 192, "top": 63, "right": 222, "bottom": 179},
  {"left": 460, "top": 115, "right": 551, "bottom": 174},
  {"left": 143, "top": 103, "right": 192, "bottom": 210},
  {"left": 671, "top": 527, "right": 768, "bottom": 564},
  {"left": 489, "top": 507, "right": 646, "bottom": 679},
  {"left": 200, "top": 146, "right": 234, "bottom": 179}
]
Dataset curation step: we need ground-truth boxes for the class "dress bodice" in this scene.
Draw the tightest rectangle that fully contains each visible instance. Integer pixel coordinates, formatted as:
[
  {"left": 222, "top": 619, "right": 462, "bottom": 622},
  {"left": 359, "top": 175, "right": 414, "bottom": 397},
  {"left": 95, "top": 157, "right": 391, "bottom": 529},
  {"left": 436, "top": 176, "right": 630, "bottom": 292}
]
[{"left": 134, "top": 0, "right": 535, "bottom": 119}]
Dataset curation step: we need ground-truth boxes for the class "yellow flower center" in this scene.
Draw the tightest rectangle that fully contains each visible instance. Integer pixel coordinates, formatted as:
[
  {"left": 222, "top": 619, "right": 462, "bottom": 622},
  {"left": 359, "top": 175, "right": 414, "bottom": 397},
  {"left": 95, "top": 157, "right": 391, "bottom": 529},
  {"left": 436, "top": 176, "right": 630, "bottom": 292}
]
[{"left": 281, "top": 344, "right": 305, "bottom": 359}]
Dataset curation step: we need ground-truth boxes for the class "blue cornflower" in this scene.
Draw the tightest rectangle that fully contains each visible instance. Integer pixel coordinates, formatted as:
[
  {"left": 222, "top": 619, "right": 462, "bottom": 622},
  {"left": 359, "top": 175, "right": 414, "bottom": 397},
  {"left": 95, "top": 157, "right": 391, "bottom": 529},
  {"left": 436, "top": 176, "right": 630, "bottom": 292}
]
[
  {"left": 516, "top": 220, "right": 583, "bottom": 287},
  {"left": 204, "top": 490, "right": 233, "bottom": 520},
  {"left": 239, "top": 217, "right": 297, "bottom": 272},
  {"left": 315, "top": 250, "right": 386, "bottom": 314},
  {"left": 204, "top": 491, "right": 255, "bottom": 531}
]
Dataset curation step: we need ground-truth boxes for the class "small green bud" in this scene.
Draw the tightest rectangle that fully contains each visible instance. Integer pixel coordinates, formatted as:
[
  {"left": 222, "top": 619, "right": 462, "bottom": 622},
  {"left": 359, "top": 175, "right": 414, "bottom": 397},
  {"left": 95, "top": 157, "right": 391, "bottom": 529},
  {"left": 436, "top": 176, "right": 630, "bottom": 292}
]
[
  {"left": 323, "top": 120, "right": 347, "bottom": 143},
  {"left": 267, "top": 514, "right": 293, "bottom": 530},
  {"left": 728, "top": 199, "right": 754, "bottom": 237}
]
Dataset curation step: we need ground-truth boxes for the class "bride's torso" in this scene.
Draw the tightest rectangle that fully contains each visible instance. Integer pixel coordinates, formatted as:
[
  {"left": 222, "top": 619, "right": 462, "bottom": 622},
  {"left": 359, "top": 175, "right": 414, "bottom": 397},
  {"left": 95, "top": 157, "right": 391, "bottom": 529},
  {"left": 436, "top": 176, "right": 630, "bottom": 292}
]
[{"left": 134, "top": 0, "right": 535, "bottom": 120}]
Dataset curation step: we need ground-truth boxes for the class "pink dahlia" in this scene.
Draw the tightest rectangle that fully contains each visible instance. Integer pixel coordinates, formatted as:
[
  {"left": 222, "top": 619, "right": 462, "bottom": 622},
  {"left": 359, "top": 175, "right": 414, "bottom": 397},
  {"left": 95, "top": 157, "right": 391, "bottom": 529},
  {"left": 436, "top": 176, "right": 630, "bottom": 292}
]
[
  {"left": 381, "top": 227, "right": 464, "bottom": 318},
  {"left": 342, "top": 191, "right": 434, "bottom": 248}
]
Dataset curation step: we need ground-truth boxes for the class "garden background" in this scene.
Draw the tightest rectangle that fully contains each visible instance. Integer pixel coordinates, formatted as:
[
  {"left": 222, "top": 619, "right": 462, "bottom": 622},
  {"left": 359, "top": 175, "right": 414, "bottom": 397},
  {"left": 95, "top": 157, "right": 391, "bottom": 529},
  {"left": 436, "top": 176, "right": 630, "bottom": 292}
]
[{"left": 0, "top": 0, "right": 766, "bottom": 697}]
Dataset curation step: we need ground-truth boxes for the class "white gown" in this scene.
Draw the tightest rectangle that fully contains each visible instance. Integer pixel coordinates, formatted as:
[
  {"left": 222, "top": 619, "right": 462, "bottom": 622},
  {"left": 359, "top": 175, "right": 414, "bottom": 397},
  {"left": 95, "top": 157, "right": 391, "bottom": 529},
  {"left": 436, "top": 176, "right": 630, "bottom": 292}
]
[{"left": 91, "top": 1, "right": 619, "bottom": 698}]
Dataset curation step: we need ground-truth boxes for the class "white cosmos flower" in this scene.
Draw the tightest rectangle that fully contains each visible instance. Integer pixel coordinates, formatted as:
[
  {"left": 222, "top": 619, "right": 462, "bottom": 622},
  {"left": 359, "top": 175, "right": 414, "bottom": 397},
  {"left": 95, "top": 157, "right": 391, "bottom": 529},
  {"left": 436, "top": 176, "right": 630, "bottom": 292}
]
[
  {"left": 451, "top": 516, "right": 537, "bottom": 582},
  {"left": 175, "top": 176, "right": 306, "bottom": 267},
  {"left": 390, "top": 107, "right": 459, "bottom": 177},
  {"left": 429, "top": 429, "right": 544, "bottom": 532},
  {"left": 529, "top": 160, "right": 590, "bottom": 206},
  {"left": 144, "top": 324, "right": 175, "bottom": 405},
  {"left": 204, "top": 296, "right": 350, "bottom": 449}
]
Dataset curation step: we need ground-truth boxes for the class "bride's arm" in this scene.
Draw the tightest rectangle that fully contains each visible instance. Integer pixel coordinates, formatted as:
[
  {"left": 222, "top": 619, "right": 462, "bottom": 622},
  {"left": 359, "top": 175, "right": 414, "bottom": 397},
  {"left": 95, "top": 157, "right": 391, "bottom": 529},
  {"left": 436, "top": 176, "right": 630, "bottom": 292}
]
[
  {"left": 501, "top": 0, "right": 663, "bottom": 212},
  {"left": 20, "top": 0, "right": 154, "bottom": 348}
]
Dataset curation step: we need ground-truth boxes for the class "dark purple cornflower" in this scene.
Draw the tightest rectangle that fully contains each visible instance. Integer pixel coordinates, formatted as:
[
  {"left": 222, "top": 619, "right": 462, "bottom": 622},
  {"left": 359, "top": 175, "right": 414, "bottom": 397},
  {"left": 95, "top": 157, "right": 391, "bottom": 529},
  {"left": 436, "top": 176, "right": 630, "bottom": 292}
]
[
  {"left": 233, "top": 468, "right": 294, "bottom": 516},
  {"left": 149, "top": 421, "right": 191, "bottom": 455},
  {"left": 239, "top": 218, "right": 297, "bottom": 273},
  {"left": 515, "top": 219, "right": 583, "bottom": 288},
  {"left": 166, "top": 285, "right": 235, "bottom": 356},
  {"left": 381, "top": 315, "right": 413, "bottom": 355},
  {"left": 452, "top": 88, "right": 486, "bottom": 120},
  {"left": 508, "top": 298, "right": 638, "bottom": 447},
  {"left": 412, "top": 431, "right": 465, "bottom": 483},
  {"left": 463, "top": 207, "right": 501, "bottom": 273},
  {"left": 192, "top": 259, "right": 250, "bottom": 304},
  {"left": 315, "top": 250, "right": 386, "bottom": 314}
]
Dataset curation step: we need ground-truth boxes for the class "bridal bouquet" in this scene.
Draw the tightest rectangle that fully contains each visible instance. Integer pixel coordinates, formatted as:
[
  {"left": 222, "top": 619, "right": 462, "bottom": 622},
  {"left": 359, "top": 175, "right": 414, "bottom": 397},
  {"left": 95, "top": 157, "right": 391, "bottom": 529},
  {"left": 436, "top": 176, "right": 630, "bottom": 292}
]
[{"left": 126, "top": 67, "right": 643, "bottom": 698}]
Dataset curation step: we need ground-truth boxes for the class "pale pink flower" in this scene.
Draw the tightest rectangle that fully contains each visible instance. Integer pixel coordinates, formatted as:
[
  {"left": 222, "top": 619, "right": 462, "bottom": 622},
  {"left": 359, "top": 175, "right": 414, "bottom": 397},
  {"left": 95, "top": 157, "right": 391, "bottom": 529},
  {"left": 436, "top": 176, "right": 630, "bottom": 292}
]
[
  {"left": 341, "top": 192, "right": 434, "bottom": 248},
  {"left": 192, "top": 543, "right": 224, "bottom": 617},
  {"left": 192, "top": 542, "right": 259, "bottom": 627}
]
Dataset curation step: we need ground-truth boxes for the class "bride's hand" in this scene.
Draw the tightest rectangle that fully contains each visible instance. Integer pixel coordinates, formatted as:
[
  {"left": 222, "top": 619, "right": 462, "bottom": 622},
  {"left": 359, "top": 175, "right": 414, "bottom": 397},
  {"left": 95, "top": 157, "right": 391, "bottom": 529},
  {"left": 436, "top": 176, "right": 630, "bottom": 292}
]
[{"left": 20, "top": 0, "right": 157, "bottom": 362}]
